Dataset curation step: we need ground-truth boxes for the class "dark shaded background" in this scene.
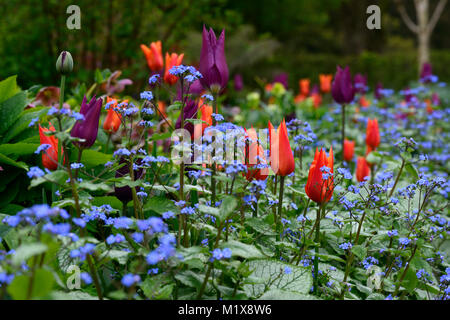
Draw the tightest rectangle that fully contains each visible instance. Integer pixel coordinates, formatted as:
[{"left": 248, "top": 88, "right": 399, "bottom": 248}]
[{"left": 0, "top": 0, "right": 449, "bottom": 92}]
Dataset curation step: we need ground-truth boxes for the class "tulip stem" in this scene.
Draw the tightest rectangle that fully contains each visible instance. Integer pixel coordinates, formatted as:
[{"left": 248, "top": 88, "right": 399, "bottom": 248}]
[
  {"left": 389, "top": 158, "right": 405, "bottom": 198},
  {"left": 341, "top": 104, "right": 346, "bottom": 162},
  {"left": 57, "top": 75, "right": 66, "bottom": 166},
  {"left": 276, "top": 175, "right": 285, "bottom": 240},
  {"left": 313, "top": 205, "right": 322, "bottom": 295}
]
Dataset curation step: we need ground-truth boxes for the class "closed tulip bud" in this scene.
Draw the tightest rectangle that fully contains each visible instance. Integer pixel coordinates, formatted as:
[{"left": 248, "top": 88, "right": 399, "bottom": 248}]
[
  {"left": 305, "top": 147, "right": 334, "bottom": 204},
  {"left": 71, "top": 96, "right": 103, "bottom": 148},
  {"left": 140, "top": 41, "right": 164, "bottom": 71},
  {"left": 234, "top": 74, "right": 243, "bottom": 91},
  {"left": 366, "top": 118, "right": 380, "bottom": 150},
  {"left": 114, "top": 158, "right": 144, "bottom": 204},
  {"left": 103, "top": 97, "right": 123, "bottom": 133},
  {"left": 268, "top": 119, "right": 295, "bottom": 177},
  {"left": 199, "top": 25, "right": 229, "bottom": 92},
  {"left": 175, "top": 99, "right": 198, "bottom": 138},
  {"left": 331, "top": 65, "right": 354, "bottom": 104},
  {"left": 39, "top": 123, "right": 63, "bottom": 170},
  {"left": 56, "top": 51, "right": 73, "bottom": 75},
  {"left": 356, "top": 156, "right": 371, "bottom": 182},
  {"left": 343, "top": 139, "right": 355, "bottom": 162}
]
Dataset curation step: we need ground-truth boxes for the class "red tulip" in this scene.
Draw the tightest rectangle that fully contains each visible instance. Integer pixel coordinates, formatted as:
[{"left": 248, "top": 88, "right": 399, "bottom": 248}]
[
  {"left": 268, "top": 119, "right": 295, "bottom": 177},
  {"left": 366, "top": 118, "right": 380, "bottom": 150},
  {"left": 39, "top": 123, "right": 63, "bottom": 171},
  {"left": 299, "top": 79, "right": 310, "bottom": 96},
  {"left": 305, "top": 147, "right": 334, "bottom": 204},
  {"left": 343, "top": 139, "right": 355, "bottom": 162},
  {"left": 356, "top": 156, "right": 371, "bottom": 182},
  {"left": 244, "top": 127, "right": 269, "bottom": 181},
  {"left": 163, "top": 52, "right": 184, "bottom": 85}
]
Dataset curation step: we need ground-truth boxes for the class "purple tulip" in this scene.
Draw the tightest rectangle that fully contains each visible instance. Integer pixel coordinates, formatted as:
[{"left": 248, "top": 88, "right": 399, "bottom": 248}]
[
  {"left": 234, "top": 74, "right": 243, "bottom": 91},
  {"left": 331, "top": 66, "right": 355, "bottom": 104},
  {"left": 273, "top": 73, "right": 288, "bottom": 89},
  {"left": 199, "top": 25, "right": 229, "bottom": 92},
  {"left": 375, "top": 82, "right": 383, "bottom": 100},
  {"left": 420, "top": 62, "right": 437, "bottom": 83},
  {"left": 188, "top": 79, "right": 204, "bottom": 96},
  {"left": 311, "top": 84, "right": 319, "bottom": 95},
  {"left": 353, "top": 73, "right": 367, "bottom": 94},
  {"left": 431, "top": 92, "right": 440, "bottom": 106},
  {"left": 71, "top": 95, "right": 103, "bottom": 148},
  {"left": 175, "top": 98, "right": 198, "bottom": 137},
  {"left": 114, "top": 157, "right": 144, "bottom": 204}
]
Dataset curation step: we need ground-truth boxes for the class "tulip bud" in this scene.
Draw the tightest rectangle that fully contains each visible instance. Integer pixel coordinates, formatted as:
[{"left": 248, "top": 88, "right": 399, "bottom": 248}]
[{"left": 56, "top": 51, "right": 74, "bottom": 75}]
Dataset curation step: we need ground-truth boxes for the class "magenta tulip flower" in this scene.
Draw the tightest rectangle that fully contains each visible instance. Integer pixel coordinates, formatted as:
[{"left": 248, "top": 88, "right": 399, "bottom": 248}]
[
  {"left": 331, "top": 66, "right": 354, "bottom": 104},
  {"left": 71, "top": 95, "right": 103, "bottom": 148},
  {"left": 234, "top": 74, "right": 243, "bottom": 91},
  {"left": 375, "top": 82, "right": 383, "bottom": 100},
  {"left": 199, "top": 25, "right": 229, "bottom": 92}
]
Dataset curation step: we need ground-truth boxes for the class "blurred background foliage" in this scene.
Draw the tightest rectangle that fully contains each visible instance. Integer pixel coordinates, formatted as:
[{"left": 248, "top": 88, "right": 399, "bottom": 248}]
[{"left": 0, "top": 0, "right": 449, "bottom": 92}]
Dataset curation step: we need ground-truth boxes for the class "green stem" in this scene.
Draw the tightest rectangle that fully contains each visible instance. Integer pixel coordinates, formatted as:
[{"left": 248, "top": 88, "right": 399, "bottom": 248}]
[
  {"left": 313, "top": 206, "right": 321, "bottom": 295},
  {"left": 389, "top": 158, "right": 405, "bottom": 198},
  {"left": 86, "top": 254, "right": 103, "bottom": 300},
  {"left": 276, "top": 175, "right": 285, "bottom": 240},
  {"left": 341, "top": 104, "right": 346, "bottom": 163}
]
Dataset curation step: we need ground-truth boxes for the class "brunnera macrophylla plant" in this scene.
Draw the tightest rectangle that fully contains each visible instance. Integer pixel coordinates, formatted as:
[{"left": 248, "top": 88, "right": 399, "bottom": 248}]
[{"left": 0, "top": 30, "right": 449, "bottom": 301}]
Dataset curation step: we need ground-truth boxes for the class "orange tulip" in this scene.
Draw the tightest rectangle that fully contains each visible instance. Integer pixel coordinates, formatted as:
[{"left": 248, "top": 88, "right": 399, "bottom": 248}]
[
  {"left": 268, "top": 119, "right": 295, "bottom": 176},
  {"left": 140, "top": 41, "right": 164, "bottom": 71},
  {"left": 299, "top": 79, "right": 310, "bottom": 96},
  {"left": 359, "top": 95, "right": 370, "bottom": 108},
  {"left": 343, "top": 139, "right": 355, "bottom": 162},
  {"left": 200, "top": 104, "right": 213, "bottom": 134},
  {"left": 305, "top": 147, "right": 334, "bottom": 203},
  {"left": 39, "top": 123, "right": 63, "bottom": 171},
  {"left": 265, "top": 83, "right": 273, "bottom": 92},
  {"left": 366, "top": 118, "right": 380, "bottom": 150},
  {"left": 356, "top": 156, "right": 371, "bottom": 182},
  {"left": 319, "top": 74, "right": 333, "bottom": 93},
  {"left": 164, "top": 52, "right": 184, "bottom": 85},
  {"left": 244, "top": 127, "right": 269, "bottom": 181},
  {"left": 103, "top": 97, "right": 123, "bottom": 133}
]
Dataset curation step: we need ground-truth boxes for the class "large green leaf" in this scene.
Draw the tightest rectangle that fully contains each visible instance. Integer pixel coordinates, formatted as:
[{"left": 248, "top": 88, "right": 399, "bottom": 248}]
[
  {"left": 0, "top": 91, "right": 27, "bottom": 136},
  {"left": 0, "top": 152, "right": 28, "bottom": 170},
  {"left": 0, "top": 75, "right": 20, "bottom": 104},
  {"left": 7, "top": 268, "right": 54, "bottom": 299},
  {"left": 143, "top": 196, "right": 177, "bottom": 215},
  {"left": 2, "top": 106, "right": 48, "bottom": 143},
  {"left": 220, "top": 240, "right": 266, "bottom": 259},
  {"left": 244, "top": 259, "right": 312, "bottom": 298},
  {"left": 12, "top": 243, "right": 48, "bottom": 266},
  {"left": 0, "top": 143, "right": 39, "bottom": 157}
]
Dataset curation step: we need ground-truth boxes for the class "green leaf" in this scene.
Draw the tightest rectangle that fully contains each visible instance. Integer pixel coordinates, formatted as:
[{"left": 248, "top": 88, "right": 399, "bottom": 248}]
[
  {"left": 2, "top": 107, "right": 48, "bottom": 143},
  {"left": 0, "top": 143, "right": 39, "bottom": 157},
  {"left": 0, "top": 91, "right": 27, "bottom": 136},
  {"left": 7, "top": 268, "right": 54, "bottom": 299},
  {"left": 77, "top": 149, "right": 112, "bottom": 168},
  {"left": 143, "top": 196, "right": 178, "bottom": 215},
  {"left": 0, "top": 75, "right": 20, "bottom": 104},
  {"left": 0, "top": 152, "right": 28, "bottom": 170},
  {"left": 404, "top": 163, "right": 419, "bottom": 181},
  {"left": 220, "top": 240, "right": 265, "bottom": 259},
  {"left": 244, "top": 259, "right": 313, "bottom": 298},
  {"left": 50, "top": 290, "right": 99, "bottom": 300},
  {"left": 351, "top": 245, "right": 367, "bottom": 260},
  {"left": 245, "top": 217, "right": 278, "bottom": 236},
  {"left": 366, "top": 293, "right": 386, "bottom": 300},
  {"left": 12, "top": 243, "right": 48, "bottom": 266},
  {"left": 258, "top": 289, "right": 317, "bottom": 300},
  {"left": 29, "top": 170, "right": 68, "bottom": 188},
  {"left": 91, "top": 196, "right": 123, "bottom": 211},
  {"left": 218, "top": 195, "right": 237, "bottom": 223}
]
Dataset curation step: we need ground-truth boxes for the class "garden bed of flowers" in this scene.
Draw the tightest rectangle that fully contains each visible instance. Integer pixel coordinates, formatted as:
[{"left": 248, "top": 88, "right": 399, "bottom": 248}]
[{"left": 0, "top": 26, "right": 449, "bottom": 301}]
